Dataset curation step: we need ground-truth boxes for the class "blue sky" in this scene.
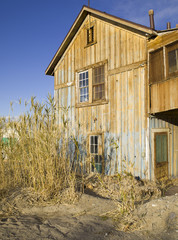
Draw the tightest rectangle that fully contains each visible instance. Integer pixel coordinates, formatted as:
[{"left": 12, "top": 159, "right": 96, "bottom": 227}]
[{"left": 0, "top": 0, "right": 178, "bottom": 117}]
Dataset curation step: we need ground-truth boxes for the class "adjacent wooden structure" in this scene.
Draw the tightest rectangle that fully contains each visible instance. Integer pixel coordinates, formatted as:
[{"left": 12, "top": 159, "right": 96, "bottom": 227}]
[{"left": 46, "top": 6, "right": 178, "bottom": 180}]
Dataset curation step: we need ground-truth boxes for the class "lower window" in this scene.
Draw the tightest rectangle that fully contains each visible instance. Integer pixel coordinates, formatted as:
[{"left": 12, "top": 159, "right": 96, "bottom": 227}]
[{"left": 90, "top": 135, "right": 102, "bottom": 173}]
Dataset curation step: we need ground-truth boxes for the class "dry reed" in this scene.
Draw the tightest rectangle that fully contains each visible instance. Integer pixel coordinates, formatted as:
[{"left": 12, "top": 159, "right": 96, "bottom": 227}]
[{"left": 0, "top": 94, "right": 77, "bottom": 202}]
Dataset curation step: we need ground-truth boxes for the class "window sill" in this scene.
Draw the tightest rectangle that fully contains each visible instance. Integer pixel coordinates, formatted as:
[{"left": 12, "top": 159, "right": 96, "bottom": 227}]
[
  {"left": 149, "top": 74, "right": 178, "bottom": 85},
  {"left": 85, "top": 41, "right": 97, "bottom": 48},
  {"left": 76, "top": 100, "right": 108, "bottom": 108}
]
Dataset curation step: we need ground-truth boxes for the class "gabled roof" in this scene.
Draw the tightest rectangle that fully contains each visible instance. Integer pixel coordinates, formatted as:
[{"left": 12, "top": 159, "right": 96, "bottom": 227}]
[{"left": 45, "top": 5, "right": 157, "bottom": 76}]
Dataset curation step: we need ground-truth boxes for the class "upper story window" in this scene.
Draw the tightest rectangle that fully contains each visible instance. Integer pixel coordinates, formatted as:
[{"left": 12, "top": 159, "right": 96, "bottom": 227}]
[
  {"left": 77, "top": 63, "right": 107, "bottom": 105},
  {"left": 93, "top": 65, "right": 105, "bottom": 101},
  {"left": 167, "top": 41, "right": 178, "bottom": 75},
  {"left": 87, "top": 26, "right": 94, "bottom": 45},
  {"left": 149, "top": 48, "right": 164, "bottom": 84},
  {"left": 85, "top": 20, "right": 96, "bottom": 47},
  {"left": 79, "top": 71, "right": 89, "bottom": 102}
]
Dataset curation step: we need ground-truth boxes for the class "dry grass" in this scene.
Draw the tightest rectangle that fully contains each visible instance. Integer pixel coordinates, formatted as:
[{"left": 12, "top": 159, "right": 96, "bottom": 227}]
[
  {"left": 0, "top": 95, "right": 176, "bottom": 231},
  {"left": 0, "top": 95, "right": 78, "bottom": 203},
  {"left": 84, "top": 172, "right": 176, "bottom": 231}
]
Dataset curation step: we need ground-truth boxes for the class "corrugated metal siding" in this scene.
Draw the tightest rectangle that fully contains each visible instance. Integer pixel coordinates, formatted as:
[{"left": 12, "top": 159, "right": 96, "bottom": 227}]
[
  {"left": 115, "top": 67, "right": 146, "bottom": 177},
  {"left": 149, "top": 117, "right": 178, "bottom": 179}
]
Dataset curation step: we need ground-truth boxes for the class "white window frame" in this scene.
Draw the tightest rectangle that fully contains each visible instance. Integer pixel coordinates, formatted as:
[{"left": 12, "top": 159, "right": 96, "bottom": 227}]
[
  {"left": 76, "top": 61, "right": 108, "bottom": 106},
  {"left": 78, "top": 70, "right": 89, "bottom": 103}
]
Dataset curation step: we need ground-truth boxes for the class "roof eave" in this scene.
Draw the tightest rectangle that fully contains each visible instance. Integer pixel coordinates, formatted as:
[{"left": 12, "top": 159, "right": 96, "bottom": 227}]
[{"left": 45, "top": 5, "right": 157, "bottom": 76}]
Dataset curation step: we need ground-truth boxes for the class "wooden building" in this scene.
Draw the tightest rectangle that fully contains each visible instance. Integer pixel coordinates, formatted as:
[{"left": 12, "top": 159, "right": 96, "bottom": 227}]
[{"left": 45, "top": 6, "right": 178, "bottom": 180}]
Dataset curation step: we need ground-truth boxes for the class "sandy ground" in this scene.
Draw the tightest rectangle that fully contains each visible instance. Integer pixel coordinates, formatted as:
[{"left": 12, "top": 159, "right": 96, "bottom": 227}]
[{"left": 0, "top": 185, "right": 177, "bottom": 240}]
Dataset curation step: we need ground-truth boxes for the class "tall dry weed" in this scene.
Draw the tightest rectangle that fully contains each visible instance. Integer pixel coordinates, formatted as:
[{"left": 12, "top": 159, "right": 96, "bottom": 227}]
[{"left": 0, "top": 94, "right": 77, "bottom": 202}]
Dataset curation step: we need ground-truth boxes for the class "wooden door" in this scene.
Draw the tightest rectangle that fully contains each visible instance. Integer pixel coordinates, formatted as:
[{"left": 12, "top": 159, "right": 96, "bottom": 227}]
[{"left": 154, "top": 132, "right": 168, "bottom": 180}]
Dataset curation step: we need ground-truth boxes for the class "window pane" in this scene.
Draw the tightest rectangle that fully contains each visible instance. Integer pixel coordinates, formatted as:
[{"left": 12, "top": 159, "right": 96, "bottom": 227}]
[
  {"left": 95, "top": 163, "right": 102, "bottom": 173},
  {"left": 162, "top": 135, "right": 168, "bottom": 162},
  {"left": 95, "top": 144, "right": 98, "bottom": 154},
  {"left": 95, "top": 155, "right": 98, "bottom": 163},
  {"left": 79, "top": 81, "right": 82, "bottom": 87},
  {"left": 149, "top": 48, "right": 164, "bottom": 83},
  {"left": 168, "top": 50, "right": 178, "bottom": 73},
  {"left": 91, "top": 145, "right": 94, "bottom": 154}
]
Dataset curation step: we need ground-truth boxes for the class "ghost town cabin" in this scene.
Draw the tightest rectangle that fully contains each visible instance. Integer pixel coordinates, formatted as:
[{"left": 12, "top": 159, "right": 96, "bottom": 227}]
[{"left": 46, "top": 6, "right": 178, "bottom": 180}]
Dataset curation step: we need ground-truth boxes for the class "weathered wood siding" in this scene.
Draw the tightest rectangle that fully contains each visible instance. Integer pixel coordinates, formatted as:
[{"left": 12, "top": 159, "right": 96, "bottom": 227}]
[
  {"left": 54, "top": 15, "right": 148, "bottom": 176},
  {"left": 150, "top": 77, "right": 178, "bottom": 113}
]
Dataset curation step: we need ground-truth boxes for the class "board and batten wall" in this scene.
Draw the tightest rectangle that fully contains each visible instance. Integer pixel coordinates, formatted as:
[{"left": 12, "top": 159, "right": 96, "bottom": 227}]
[{"left": 54, "top": 15, "right": 149, "bottom": 177}]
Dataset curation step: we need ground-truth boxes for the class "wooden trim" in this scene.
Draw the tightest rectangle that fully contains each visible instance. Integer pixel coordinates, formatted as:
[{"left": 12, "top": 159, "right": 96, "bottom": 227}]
[
  {"left": 54, "top": 82, "right": 74, "bottom": 90},
  {"left": 75, "top": 59, "right": 108, "bottom": 73},
  {"left": 147, "top": 31, "right": 178, "bottom": 51},
  {"left": 108, "top": 60, "right": 147, "bottom": 75},
  {"left": 149, "top": 74, "right": 178, "bottom": 86},
  {"left": 89, "top": 68, "right": 92, "bottom": 103},
  {"left": 76, "top": 100, "right": 108, "bottom": 108}
]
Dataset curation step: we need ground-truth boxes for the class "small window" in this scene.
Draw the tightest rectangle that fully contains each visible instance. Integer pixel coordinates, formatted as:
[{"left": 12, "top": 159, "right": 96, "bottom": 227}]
[
  {"left": 87, "top": 26, "right": 94, "bottom": 45},
  {"left": 149, "top": 48, "right": 164, "bottom": 83},
  {"left": 167, "top": 42, "right": 178, "bottom": 75},
  {"left": 90, "top": 135, "right": 102, "bottom": 173},
  {"left": 79, "top": 71, "right": 89, "bottom": 102},
  {"left": 92, "top": 65, "right": 105, "bottom": 101}
]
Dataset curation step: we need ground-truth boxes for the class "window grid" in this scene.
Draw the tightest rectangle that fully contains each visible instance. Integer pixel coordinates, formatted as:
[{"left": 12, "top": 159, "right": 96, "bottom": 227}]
[
  {"left": 90, "top": 135, "right": 102, "bottom": 173},
  {"left": 79, "top": 71, "right": 89, "bottom": 103},
  {"left": 93, "top": 65, "right": 105, "bottom": 100}
]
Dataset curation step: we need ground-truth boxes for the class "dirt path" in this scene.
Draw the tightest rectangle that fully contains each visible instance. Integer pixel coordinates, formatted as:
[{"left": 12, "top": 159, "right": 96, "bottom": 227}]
[{"left": 0, "top": 189, "right": 177, "bottom": 240}]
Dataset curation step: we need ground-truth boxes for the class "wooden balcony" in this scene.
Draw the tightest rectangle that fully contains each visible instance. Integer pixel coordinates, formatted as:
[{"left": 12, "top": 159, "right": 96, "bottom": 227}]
[
  {"left": 149, "top": 77, "right": 178, "bottom": 125},
  {"left": 148, "top": 31, "right": 178, "bottom": 125}
]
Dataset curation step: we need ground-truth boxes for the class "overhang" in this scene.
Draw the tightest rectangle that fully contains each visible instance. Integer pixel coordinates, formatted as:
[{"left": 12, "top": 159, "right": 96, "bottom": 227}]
[{"left": 45, "top": 5, "right": 157, "bottom": 76}]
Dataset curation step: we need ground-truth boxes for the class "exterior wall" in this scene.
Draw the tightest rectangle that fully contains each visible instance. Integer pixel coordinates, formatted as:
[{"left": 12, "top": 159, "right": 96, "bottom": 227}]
[
  {"left": 148, "top": 117, "right": 178, "bottom": 180},
  {"left": 54, "top": 15, "right": 148, "bottom": 177}
]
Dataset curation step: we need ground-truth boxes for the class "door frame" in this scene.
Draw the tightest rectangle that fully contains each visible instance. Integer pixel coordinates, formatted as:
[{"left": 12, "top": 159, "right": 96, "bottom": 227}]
[{"left": 151, "top": 128, "right": 170, "bottom": 180}]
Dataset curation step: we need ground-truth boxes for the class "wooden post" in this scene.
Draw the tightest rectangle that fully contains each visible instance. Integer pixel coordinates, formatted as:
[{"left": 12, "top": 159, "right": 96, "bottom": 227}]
[{"left": 88, "top": 0, "right": 90, "bottom": 7}]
